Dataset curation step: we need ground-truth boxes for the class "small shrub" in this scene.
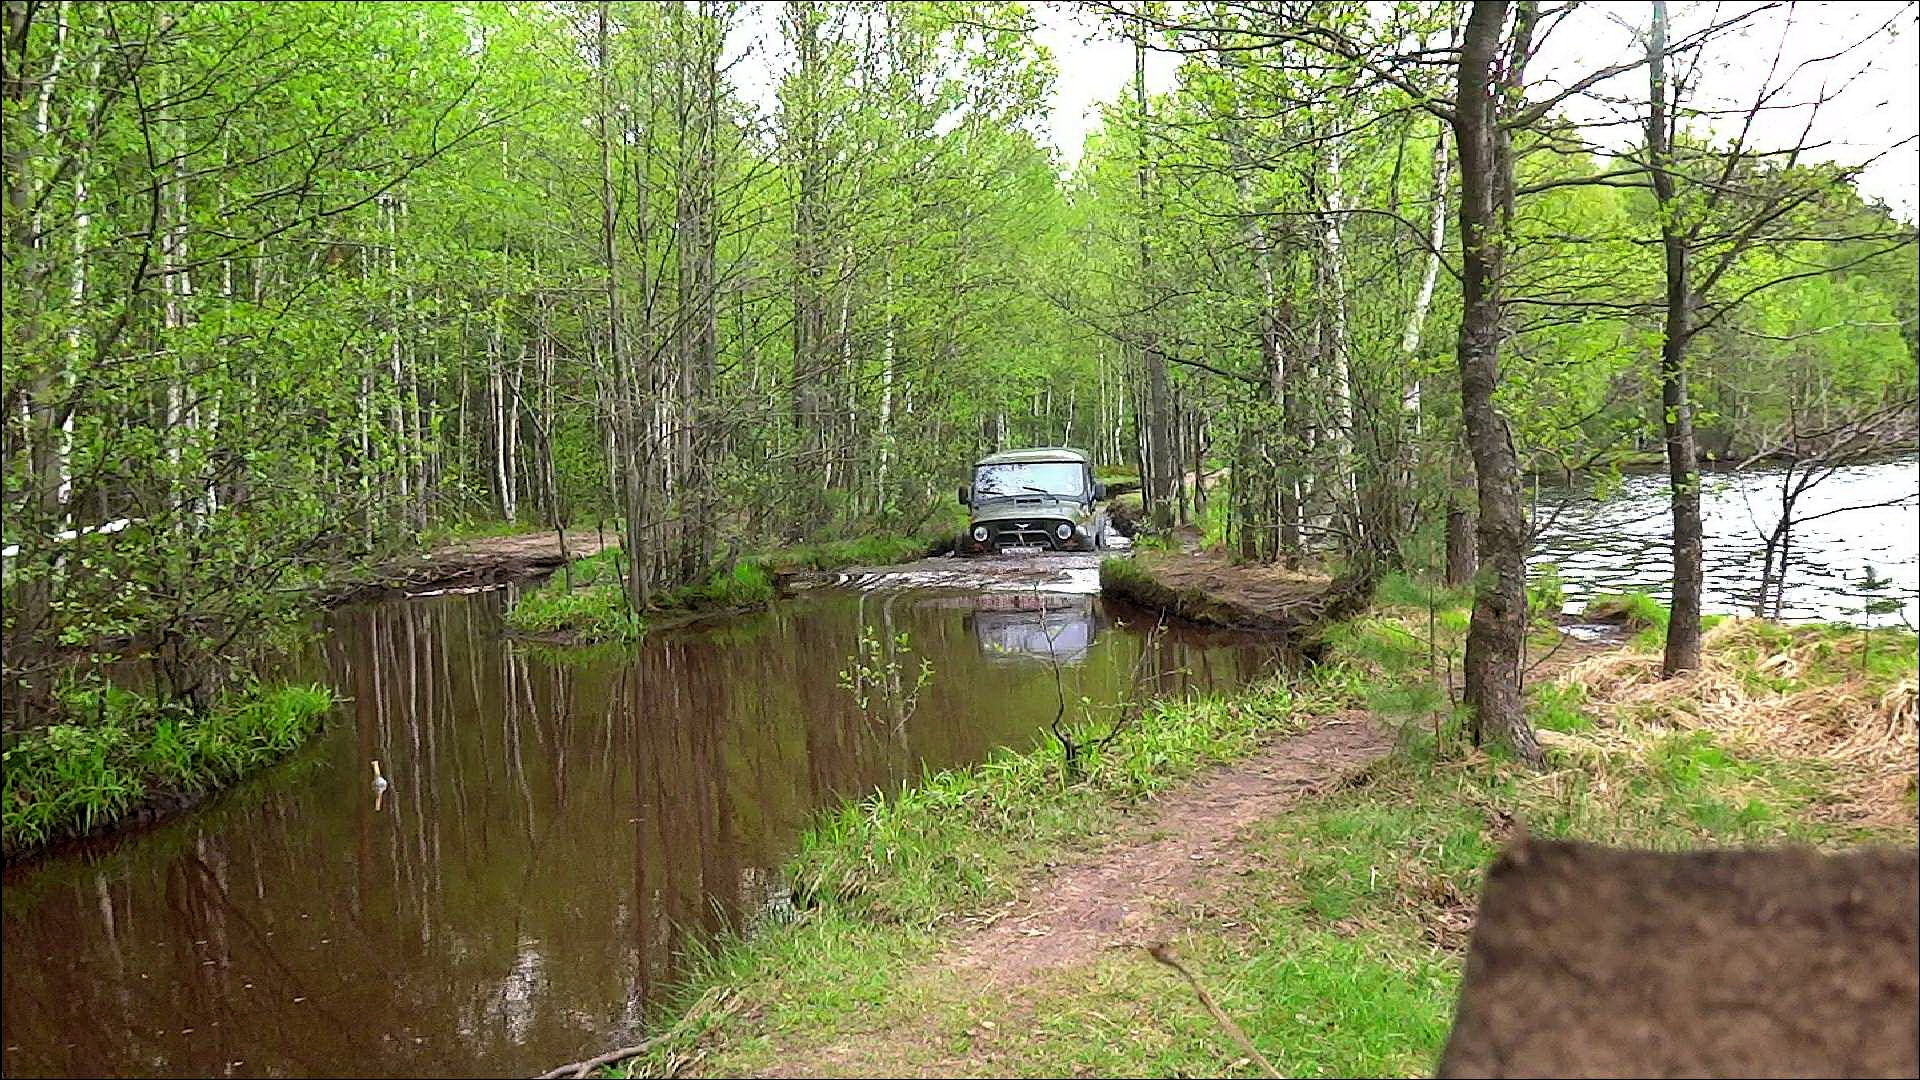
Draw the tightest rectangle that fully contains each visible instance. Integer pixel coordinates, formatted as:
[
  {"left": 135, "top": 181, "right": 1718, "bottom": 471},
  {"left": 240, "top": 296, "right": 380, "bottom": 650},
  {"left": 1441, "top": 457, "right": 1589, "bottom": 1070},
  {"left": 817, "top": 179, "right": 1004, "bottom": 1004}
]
[{"left": 1529, "top": 681, "right": 1593, "bottom": 733}]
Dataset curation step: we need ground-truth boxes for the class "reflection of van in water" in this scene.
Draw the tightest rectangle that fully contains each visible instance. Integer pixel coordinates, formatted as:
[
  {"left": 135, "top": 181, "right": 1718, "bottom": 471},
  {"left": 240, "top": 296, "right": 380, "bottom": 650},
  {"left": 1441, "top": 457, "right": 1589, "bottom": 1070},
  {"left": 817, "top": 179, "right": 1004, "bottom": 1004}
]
[
  {"left": 967, "top": 595, "right": 1104, "bottom": 665},
  {"left": 957, "top": 447, "right": 1109, "bottom": 555}
]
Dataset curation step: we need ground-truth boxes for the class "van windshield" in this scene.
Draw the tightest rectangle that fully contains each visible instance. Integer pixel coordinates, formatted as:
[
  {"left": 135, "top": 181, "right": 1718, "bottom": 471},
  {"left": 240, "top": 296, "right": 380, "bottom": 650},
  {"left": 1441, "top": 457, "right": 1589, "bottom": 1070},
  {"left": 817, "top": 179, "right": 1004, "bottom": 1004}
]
[{"left": 973, "top": 461, "right": 1085, "bottom": 499}]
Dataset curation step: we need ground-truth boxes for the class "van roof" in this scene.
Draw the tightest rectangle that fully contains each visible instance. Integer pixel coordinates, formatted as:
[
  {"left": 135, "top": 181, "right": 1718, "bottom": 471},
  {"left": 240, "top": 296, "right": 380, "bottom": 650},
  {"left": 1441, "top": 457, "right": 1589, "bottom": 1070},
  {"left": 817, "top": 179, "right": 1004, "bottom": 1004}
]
[{"left": 973, "top": 447, "right": 1091, "bottom": 467}]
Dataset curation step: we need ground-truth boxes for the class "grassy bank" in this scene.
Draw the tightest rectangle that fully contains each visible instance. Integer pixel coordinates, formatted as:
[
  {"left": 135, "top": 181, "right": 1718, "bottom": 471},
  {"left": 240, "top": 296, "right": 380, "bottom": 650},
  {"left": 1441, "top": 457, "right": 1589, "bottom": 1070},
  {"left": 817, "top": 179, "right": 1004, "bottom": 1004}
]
[
  {"left": 2, "top": 680, "right": 334, "bottom": 859},
  {"left": 608, "top": 671, "right": 1337, "bottom": 1076},
  {"left": 584, "top": 575, "right": 1914, "bottom": 1078},
  {"left": 505, "top": 530, "right": 955, "bottom": 643}
]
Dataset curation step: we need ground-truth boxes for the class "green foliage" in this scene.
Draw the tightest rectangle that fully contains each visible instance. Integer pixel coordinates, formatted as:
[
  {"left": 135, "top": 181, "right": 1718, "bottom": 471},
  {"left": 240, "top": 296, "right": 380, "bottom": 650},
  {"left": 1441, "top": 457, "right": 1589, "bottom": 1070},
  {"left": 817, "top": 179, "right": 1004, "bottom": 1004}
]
[
  {"left": 779, "top": 533, "right": 945, "bottom": 572},
  {"left": 1530, "top": 681, "right": 1594, "bottom": 733},
  {"left": 676, "top": 560, "right": 779, "bottom": 609},
  {"left": 837, "top": 628, "right": 932, "bottom": 720},
  {"left": 1528, "top": 562, "right": 1566, "bottom": 619},
  {"left": 502, "top": 528, "right": 949, "bottom": 643},
  {"left": 1851, "top": 564, "right": 1909, "bottom": 672},
  {"left": 1374, "top": 571, "right": 1474, "bottom": 613},
  {"left": 2, "top": 681, "right": 333, "bottom": 857}
]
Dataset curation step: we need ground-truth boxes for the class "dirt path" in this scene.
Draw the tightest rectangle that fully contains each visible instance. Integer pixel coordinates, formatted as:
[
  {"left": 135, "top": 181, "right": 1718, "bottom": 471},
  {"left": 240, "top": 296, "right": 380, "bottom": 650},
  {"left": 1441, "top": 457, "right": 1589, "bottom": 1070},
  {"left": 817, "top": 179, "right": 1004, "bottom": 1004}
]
[
  {"left": 948, "top": 716, "right": 1390, "bottom": 981},
  {"left": 323, "top": 528, "right": 616, "bottom": 604},
  {"left": 759, "top": 716, "right": 1393, "bottom": 1078}
]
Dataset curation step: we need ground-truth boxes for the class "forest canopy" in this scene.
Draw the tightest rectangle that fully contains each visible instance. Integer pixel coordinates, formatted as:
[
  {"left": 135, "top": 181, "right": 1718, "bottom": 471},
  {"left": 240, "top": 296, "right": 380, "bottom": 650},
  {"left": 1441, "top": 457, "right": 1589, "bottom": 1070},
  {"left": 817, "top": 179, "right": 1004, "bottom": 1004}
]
[{"left": 3, "top": 1, "right": 1914, "bottom": 736}]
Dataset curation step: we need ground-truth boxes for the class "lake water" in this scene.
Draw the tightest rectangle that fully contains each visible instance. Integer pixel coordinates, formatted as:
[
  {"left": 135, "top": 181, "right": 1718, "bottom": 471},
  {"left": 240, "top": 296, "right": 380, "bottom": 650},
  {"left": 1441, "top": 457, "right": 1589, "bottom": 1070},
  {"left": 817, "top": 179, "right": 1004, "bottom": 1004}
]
[
  {"left": 1, "top": 582, "right": 1286, "bottom": 1078},
  {"left": 1533, "top": 454, "right": 1920, "bottom": 626}
]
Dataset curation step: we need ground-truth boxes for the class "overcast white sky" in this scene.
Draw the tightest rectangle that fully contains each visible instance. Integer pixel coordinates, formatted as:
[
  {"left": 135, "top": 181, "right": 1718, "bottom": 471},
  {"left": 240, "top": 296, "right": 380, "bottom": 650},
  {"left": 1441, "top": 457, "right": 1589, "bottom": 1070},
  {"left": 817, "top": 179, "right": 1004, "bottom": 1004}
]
[{"left": 1029, "top": 1, "right": 1918, "bottom": 212}]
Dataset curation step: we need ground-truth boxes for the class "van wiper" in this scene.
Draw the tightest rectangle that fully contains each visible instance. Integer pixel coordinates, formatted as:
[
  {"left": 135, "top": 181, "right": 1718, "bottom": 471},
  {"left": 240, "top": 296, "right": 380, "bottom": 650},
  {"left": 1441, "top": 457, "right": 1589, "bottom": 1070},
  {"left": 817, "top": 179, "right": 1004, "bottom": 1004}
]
[{"left": 978, "top": 486, "right": 1064, "bottom": 502}]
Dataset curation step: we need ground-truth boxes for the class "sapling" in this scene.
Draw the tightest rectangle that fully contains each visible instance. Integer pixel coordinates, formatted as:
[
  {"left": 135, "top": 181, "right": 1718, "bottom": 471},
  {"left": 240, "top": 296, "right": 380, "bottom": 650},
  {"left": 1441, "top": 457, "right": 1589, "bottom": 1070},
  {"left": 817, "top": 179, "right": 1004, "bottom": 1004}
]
[{"left": 1853, "top": 564, "right": 1904, "bottom": 673}]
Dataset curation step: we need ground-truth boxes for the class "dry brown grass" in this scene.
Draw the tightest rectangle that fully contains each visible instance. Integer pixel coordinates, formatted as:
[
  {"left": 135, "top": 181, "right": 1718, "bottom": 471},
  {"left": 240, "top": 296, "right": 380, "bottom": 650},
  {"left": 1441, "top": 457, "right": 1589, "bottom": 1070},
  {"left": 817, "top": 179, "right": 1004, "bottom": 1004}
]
[{"left": 1558, "top": 618, "right": 1918, "bottom": 828}]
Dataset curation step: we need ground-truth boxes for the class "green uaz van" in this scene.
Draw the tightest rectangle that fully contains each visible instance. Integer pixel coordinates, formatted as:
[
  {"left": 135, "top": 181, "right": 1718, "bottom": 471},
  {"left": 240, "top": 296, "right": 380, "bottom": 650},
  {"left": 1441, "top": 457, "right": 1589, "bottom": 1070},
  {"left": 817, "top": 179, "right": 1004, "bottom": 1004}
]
[{"left": 957, "top": 447, "right": 1110, "bottom": 555}]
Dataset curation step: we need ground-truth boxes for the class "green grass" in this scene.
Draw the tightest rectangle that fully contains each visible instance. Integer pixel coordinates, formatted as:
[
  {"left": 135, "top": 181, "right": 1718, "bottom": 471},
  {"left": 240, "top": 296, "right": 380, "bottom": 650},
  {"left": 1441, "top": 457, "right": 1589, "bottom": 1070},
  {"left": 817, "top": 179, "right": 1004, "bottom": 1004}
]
[
  {"left": 775, "top": 533, "right": 948, "bottom": 572},
  {"left": 788, "top": 676, "right": 1323, "bottom": 923},
  {"left": 2, "top": 680, "right": 334, "bottom": 858},
  {"left": 414, "top": 517, "right": 542, "bottom": 547},
  {"left": 592, "top": 572, "right": 1914, "bottom": 1078},
  {"left": 1372, "top": 571, "right": 1474, "bottom": 613},
  {"left": 500, "top": 559, "right": 777, "bottom": 644},
  {"left": 503, "top": 581, "right": 641, "bottom": 642}
]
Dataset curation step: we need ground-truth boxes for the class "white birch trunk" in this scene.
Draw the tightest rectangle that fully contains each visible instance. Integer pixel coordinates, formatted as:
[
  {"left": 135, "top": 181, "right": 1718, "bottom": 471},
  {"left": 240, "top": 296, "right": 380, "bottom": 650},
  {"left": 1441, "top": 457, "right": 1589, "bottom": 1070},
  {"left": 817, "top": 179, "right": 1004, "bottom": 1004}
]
[
  {"left": 876, "top": 262, "right": 894, "bottom": 512},
  {"left": 1400, "top": 125, "right": 1450, "bottom": 429}
]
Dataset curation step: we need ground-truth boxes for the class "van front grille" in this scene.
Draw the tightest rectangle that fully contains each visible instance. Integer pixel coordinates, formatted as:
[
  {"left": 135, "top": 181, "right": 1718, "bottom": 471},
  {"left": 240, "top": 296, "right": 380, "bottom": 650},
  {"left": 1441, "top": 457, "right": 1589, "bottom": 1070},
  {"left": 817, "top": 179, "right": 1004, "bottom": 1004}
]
[{"left": 991, "top": 521, "right": 1063, "bottom": 549}]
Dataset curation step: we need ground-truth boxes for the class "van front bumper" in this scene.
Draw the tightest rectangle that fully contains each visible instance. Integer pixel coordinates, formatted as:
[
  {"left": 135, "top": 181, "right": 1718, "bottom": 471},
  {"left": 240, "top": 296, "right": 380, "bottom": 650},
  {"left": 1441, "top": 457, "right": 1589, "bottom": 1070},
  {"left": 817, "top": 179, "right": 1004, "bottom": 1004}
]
[{"left": 962, "top": 520, "right": 1094, "bottom": 555}]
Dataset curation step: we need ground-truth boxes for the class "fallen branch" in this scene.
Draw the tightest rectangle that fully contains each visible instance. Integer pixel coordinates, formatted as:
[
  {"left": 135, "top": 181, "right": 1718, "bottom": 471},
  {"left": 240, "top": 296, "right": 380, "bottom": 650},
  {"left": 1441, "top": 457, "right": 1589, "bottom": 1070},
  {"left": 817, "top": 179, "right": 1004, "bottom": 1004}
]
[
  {"left": 1147, "top": 942, "right": 1282, "bottom": 1079},
  {"left": 535, "top": 986, "right": 739, "bottom": 1079},
  {"left": 538, "top": 1038, "right": 662, "bottom": 1080}
]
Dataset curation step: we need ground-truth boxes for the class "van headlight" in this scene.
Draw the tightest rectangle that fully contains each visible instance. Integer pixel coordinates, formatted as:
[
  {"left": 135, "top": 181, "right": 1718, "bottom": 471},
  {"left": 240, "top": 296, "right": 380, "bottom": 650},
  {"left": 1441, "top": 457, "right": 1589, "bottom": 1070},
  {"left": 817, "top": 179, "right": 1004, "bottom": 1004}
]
[
  {"left": 1055, "top": 522, "right": 1072, "bottom": 540},
  {"left": 972, "top": 525, "right": 989, "bottom": 542}
]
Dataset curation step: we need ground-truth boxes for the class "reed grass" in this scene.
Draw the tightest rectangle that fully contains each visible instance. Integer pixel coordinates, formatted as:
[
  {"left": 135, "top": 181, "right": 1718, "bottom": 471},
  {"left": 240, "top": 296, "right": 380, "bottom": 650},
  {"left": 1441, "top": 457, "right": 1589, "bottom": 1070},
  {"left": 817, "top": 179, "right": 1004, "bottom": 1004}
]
[{"left": 2, "top": 680, "right": 334, "bottom": 858}]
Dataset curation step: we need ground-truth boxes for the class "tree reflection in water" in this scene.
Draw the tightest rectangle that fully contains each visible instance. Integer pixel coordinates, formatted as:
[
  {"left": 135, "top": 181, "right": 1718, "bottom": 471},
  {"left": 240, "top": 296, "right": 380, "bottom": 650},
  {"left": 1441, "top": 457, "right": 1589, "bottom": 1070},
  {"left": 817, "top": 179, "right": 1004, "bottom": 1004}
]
[{"left": 1, "top": 587, "right": 1281, "bottom": 1078}]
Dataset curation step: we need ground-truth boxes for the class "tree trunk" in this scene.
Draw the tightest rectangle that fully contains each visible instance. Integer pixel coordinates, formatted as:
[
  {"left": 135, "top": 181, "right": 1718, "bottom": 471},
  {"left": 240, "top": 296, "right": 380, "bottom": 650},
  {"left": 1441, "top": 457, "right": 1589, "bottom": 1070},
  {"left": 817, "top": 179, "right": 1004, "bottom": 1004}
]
[
  {"left": 1401, "top": 120, "right": 1448, "bottom": 458},
  {"left": 1134, "top": 16, "right": 1176, "bottom": 531},
  {"left": 674, "top": 2, "right": 720, "bottom": 579},
  {"left": 1446, "top": 430, "right": 1478, "bottom": 586},
  {"left": 1648, "top": 0, "right": 1703, "bottom": 675},
  {"left": 1451, "top": 0, "right": 1540, "bottom": 765},
  {"left": 786, "top": 0, "right": 828, "bottom": 536},
  {"left": 596, "top": 0, "right": 648, "bottom": 611},
  {"left": 1319, "top": 139, "right": 1359, "bottom": 534}
]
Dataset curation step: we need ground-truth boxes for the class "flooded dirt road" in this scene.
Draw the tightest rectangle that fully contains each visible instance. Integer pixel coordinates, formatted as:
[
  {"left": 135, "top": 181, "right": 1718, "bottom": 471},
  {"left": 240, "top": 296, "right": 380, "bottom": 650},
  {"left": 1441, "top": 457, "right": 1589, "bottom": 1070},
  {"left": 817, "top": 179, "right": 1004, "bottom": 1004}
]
[
  {"left": 1, "top": 559, "right": 1286, "bottom": 1078},
  {"left": 796, "top": 550, "right": 1109, "bottom": 594}
]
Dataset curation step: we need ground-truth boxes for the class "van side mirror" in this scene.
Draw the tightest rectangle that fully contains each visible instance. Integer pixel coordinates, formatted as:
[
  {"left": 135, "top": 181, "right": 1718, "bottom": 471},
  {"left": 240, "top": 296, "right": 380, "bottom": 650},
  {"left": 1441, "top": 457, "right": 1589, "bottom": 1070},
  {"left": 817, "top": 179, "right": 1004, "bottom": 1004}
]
[
  {"left": 957, "top": 485, "right": 971, "bottom": 507},
  {"left": 1093, "top": 481, "right": 1108, "bottom": 501}
]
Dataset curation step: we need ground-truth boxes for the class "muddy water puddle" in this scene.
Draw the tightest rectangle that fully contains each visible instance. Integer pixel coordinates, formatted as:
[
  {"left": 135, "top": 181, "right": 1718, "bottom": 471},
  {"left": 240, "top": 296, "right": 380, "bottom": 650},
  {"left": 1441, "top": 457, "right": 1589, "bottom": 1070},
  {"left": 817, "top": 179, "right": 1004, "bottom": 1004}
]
[{"left": 2, "top": 578, "right": 1285, "bottom": 1078}]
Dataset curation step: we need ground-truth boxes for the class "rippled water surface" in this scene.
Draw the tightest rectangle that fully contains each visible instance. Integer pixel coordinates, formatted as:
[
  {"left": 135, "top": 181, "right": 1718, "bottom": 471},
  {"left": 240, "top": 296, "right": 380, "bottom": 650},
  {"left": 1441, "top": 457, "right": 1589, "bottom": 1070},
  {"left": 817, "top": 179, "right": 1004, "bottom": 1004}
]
[
  {"left": 1533, "top": 455, "right": 1919, "bottom": 624},
  {"left": 1, "top": 583, "right": 1283, "bottom": 1078}
]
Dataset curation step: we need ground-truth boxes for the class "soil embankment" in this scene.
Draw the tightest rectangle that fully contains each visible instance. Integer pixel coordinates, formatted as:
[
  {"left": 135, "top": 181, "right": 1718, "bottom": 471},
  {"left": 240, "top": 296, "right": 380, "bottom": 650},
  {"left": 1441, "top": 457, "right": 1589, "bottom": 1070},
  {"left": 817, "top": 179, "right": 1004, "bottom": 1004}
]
[
  {"left": 729, "top": 716, "right": 1394, "bottom": 1079},
  {"left": 1100, "top": 550, "right": 1370, "bottom": 640},
  {"left": 322, "top": 528, "right": 616, "bottom": 605},
  {"left": 947, "top": 716, "right": 1390, "bottom": 981}
]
